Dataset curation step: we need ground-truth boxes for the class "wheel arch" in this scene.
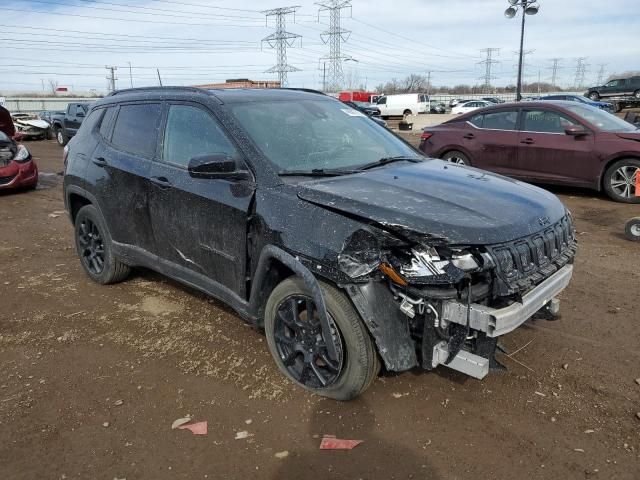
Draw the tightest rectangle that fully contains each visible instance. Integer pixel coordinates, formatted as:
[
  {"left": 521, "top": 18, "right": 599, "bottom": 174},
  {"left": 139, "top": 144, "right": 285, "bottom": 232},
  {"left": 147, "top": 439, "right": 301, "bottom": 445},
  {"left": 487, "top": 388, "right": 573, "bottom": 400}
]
[
  {"left": 598, "top": 154, "right": 640, "bottom": 191},
  {"left": 438, "top": 146, "right": 474, "bottom": 165}
]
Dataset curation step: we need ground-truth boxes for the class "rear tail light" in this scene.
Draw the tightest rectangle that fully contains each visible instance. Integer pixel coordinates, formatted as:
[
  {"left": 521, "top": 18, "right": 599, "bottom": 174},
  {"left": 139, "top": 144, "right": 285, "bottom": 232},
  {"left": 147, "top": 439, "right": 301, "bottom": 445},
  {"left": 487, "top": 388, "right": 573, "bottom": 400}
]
[{"left": 420, "top": 131, "right": 433, "bottom": 141}]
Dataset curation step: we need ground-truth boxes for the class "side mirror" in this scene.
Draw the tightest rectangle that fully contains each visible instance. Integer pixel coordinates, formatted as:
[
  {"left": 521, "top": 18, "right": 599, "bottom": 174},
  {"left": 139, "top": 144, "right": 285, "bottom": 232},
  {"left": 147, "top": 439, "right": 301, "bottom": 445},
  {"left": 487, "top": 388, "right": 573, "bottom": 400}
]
[
  {"left": 188, "top": 154, "right": 249, "bottom": 180},
  {"left": 564, "top": 125, "right": 588, "bottom": 137}
]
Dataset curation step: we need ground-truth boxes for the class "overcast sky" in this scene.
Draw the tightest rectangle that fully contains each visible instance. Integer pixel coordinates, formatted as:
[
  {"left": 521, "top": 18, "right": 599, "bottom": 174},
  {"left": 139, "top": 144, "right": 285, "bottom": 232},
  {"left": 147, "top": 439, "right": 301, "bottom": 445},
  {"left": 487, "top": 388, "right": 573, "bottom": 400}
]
[{"left": 1, "top": 0, "right": 638, "bottom": 93}]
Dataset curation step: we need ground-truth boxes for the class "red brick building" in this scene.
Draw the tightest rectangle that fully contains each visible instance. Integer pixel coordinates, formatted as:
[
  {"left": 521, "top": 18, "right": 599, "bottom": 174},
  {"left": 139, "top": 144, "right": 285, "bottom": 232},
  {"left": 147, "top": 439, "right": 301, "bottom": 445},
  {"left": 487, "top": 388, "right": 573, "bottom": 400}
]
[{"left": 193, "top": 79, "right": 281, "bottom": 89}]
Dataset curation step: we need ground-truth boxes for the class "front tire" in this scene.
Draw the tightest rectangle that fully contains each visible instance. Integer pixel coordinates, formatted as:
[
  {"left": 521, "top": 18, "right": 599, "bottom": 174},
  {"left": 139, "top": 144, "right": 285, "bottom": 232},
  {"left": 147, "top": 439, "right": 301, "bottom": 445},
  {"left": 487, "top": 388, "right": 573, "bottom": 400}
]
[
  {"left": 588, "top": 92, "right": 600, "bottom": 101},
  {"left": 634, "top": 90, "right": 640, "bottom": 99},
  {"left": 74, "top": 205, "right": 131, "bottom": 284},
  {"left": 264, "top": 277, "right": 380, "bottom": 401},
  {"left": 625, "top": 218, "right": 640, "bottom": 242},
  {"left": 55, "top": 127, "right": 68, "bottom": 146},
  {"left": 603, "top": 159, "right": 640, "bottom": 203},
  {"left": 442, "top": 150, "right": 470, "bottom": 165}
]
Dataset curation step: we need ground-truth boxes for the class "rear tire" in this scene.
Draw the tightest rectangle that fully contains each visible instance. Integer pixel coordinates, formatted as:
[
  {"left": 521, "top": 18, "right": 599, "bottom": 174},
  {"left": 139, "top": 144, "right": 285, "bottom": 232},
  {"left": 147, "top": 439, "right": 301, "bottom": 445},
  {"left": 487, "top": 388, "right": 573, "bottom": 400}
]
[
  {"left": 624, "top": 218, "right": 640, "bottom": 241},
  {"left": 442, "top": 150, "right": 470, "bottom": 166},
  {"left": 588, "top": 92, "right": 600, "bottom": 101},
  {"left": 602, "top": 158, "right": 640, "bottom": 203},
  {"left": 74, "top": 205, "right": 131, "bottom": 284},
  {"left": 264, "top": 277, "right": 380, "bottom": 401}
]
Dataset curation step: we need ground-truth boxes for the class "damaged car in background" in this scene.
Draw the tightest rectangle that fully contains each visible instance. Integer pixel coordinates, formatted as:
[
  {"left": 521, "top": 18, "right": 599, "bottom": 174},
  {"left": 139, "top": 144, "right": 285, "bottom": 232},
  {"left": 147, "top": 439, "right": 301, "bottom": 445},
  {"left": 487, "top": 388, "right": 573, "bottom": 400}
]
[
  {"left": 0, "top": 131, "right": 38, "bottom": 190},
  {"left": 63, "top": 87, "right": 577, "bottom": 400},
  {"left": 11, "top": 113, "right": 51, "bottom": 140}
]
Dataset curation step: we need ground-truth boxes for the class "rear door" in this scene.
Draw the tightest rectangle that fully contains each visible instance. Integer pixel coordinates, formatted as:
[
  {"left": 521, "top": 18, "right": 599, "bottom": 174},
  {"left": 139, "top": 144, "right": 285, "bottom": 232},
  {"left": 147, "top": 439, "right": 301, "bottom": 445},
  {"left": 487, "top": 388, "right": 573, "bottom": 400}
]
[
  {"left": 516, "top": 108, "right": 596, "bottom": 185},
  {"left": 88, "top": 102, "right": 163, "bottom": 252},
  {"left": 147, "top": 102, "right": 255, "bottom": 296},
  {"left": 463, "top": 109, "right": 519, "bottom": 173}
]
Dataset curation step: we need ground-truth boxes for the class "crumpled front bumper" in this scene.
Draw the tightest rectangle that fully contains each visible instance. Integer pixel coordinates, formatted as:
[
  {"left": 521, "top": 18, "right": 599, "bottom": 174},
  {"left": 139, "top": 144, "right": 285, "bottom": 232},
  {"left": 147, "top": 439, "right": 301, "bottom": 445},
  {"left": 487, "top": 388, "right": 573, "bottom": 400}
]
[
  {"left": 0, "top": 160, "right": 38, "bottom": 190},
  {"left": 442, "top": 264, "right": 574, "bottom": 337}
]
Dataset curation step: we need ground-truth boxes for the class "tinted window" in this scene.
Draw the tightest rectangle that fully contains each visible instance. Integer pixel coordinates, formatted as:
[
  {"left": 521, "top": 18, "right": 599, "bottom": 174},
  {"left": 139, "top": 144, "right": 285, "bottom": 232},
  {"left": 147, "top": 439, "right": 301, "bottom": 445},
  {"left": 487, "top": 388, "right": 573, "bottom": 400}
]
[
  {"left": 99, "top": 107, "right": 115, "bottom": 141},
  {"left": 564, "top": 104, "right": 638, "bottom": 132},
  {"left": 162, "top": 104, "right": 238, "bottom": 168},
  {"left": 111, "top": 103, "right": 162, "bottom": 158},
  {"left": 377, "top": 97, "right": 387, "bottom": 105},
  {"left": 469, "top": 114, "right": 482, "bottom": 127},
  {"left": 481, "top": 110, "right": 518, "bottom": 130},
  {"left": 606, "top": 80, "right": 619, "bottom": 87},
  {"left": 76, "top": 109, "right": 101, "bottom": 137},
  {"left": 523, "top": 110, "right": 576, "bottom": 133}
]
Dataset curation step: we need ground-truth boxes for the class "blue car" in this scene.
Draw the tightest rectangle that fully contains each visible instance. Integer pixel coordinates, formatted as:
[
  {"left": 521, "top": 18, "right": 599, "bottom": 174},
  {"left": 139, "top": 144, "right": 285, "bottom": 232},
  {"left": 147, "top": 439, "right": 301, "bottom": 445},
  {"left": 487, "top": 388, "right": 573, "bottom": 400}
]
[{"left": 540, "top": 94, "right": 613, "bottom": 112}]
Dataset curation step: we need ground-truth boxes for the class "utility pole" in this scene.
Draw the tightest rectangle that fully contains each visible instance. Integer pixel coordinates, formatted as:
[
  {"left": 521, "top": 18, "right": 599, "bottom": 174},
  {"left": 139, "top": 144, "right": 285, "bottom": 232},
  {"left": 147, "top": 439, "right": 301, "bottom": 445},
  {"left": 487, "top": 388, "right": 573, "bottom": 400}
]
[
  {"left": 127, "top": 61, "right": 133, "bottom": 88},
  {"left": 105, "top": 66, "right": 118, "bottom": 93},
  {"left": 262, "top": 7, "right": 301, "bottom": 87},
  {"left": 548, "top": 58, "right": 561, "bottom": 87},
  {"left": 574, "top": 57, "right": 588, "bottom": 89},
  {"left": 478, "top": 48, "right": 500, "bottom": 93},
  {"left": 426, "top": 70, "right": 432, "bottom": 97},
  {"left": 596, "top": 64, "right": 607, "bottom": 85},
  {"left": 317, "top": 0, "right": 352, "bottom": 92}
]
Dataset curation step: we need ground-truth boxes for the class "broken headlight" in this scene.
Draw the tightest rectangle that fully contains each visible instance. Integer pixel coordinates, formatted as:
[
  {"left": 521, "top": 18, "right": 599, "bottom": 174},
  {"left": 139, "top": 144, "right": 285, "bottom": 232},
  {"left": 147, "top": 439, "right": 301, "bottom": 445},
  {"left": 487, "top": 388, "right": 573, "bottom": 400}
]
[
  {"left": 386, "top": 247, "right": 480, "bottom": 286},
  {"left": 13, "top": 144, "right": 30, "bottom": 163}
]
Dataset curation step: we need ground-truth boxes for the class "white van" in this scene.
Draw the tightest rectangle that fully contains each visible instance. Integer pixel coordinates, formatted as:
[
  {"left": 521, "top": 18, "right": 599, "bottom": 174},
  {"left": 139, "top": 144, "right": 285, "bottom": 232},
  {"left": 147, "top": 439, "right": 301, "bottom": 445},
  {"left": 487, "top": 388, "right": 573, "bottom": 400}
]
[{"left": 373, "top": 93, "right": 429, "bottom": 118}]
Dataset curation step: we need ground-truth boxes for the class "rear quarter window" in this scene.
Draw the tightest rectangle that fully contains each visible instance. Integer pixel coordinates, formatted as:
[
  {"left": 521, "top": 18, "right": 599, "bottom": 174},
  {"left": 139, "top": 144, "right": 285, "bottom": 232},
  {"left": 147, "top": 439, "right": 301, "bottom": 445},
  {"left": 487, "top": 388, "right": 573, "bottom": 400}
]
[
  {"left": 111, "top": 103, "right": 163, "bottom": 158},
  {"left": 74, "top": 109, "right": 102, "bottom": 139}
]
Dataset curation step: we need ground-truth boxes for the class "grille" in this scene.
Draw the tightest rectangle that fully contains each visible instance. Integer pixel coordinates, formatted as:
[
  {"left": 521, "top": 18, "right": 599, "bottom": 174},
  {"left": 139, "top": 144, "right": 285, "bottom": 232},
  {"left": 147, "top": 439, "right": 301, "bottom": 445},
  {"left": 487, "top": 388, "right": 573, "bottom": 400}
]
[
  {"left": 487, "top": 214, "right": 577, "bottom": 296},
  {"left": 0, "top": 174, "right": 16, "bottom": 186}
]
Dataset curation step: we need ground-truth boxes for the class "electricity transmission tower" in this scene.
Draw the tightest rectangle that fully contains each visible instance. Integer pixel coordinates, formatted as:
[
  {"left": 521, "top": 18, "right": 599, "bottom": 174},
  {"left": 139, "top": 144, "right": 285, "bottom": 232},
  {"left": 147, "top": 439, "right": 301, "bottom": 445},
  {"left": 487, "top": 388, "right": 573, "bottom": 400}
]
[
  {"left": 478, "top": 48, "right": 500, "bottom": 93},
  {"left": 317, "top": 0, "right": 352, "bottom": 92},
  {"left": 262, "top": 7, "right": 301, "bottom": 87},
  {"left": 596, "top": 64, "right": 607, "bottom": 85},
  {"left": 548, "top": 58, "right": 561, "bottom": 87},
  {"left": 105, "top": 66, "right": 118, "bottom": 93},
  {"left": 513, "top": 49, "right": 534, "bottom": 84},
  {"left": 574, "top": 57, "right": 588, "bottom": 89}
]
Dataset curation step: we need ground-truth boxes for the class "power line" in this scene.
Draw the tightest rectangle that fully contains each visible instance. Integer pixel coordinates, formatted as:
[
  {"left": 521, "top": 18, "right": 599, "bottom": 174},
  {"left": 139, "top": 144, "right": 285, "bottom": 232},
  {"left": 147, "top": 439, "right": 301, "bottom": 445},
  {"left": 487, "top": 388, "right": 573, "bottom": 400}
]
[
  {"left": 262, "top": 7, "right": 301, "bottom": 87},
  {"left": 317, "top": 0, "right": 352, "bottom": 91},
  {"left": 478, "top": 48, "right": 500, "bottom": 93}
]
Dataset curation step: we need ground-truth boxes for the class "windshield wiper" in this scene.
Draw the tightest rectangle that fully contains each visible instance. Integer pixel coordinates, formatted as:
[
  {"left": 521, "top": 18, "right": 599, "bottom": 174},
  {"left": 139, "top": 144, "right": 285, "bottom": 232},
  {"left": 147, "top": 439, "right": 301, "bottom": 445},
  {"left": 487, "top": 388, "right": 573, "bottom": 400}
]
[
  {"left": 355, "top": 155, "right": 423, "bottom": 171},
  {"left": 278, "top": 168, "right": 358, "bottom": 177}
]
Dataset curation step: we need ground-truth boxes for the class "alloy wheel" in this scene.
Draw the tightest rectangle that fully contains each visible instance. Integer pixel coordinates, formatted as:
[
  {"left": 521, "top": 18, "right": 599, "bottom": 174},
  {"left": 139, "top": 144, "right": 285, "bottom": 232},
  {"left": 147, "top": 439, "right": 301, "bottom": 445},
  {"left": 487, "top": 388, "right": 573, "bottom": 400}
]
[
  {"left": 609, "top": 165, "right": 638, "bottom": 199},
  {"left": 77, "top": 218, "right": 105, "bottom": 275},
  {"left": 446, "top": 155, "right": 467, "bottom": 165},
  {"left": 273, "top": 296, "right": 344, "bottom": 388},
  {"left": 57, "top": 130, "right": 63, "bottom": 145}
]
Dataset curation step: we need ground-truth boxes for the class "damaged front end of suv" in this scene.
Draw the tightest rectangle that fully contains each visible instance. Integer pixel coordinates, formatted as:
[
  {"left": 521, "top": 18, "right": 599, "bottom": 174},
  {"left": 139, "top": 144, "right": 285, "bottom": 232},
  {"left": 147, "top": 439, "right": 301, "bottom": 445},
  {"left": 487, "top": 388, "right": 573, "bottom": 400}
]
[{"left": 335, "top": 215, "right": 576, "bottom": 378}]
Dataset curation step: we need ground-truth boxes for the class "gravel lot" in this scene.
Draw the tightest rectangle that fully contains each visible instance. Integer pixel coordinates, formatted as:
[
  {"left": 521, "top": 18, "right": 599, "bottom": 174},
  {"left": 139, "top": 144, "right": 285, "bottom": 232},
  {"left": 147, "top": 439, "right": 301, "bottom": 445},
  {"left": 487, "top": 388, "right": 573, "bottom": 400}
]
[{"left": 1, "top": 138, "right": 639, "bottom": 480}]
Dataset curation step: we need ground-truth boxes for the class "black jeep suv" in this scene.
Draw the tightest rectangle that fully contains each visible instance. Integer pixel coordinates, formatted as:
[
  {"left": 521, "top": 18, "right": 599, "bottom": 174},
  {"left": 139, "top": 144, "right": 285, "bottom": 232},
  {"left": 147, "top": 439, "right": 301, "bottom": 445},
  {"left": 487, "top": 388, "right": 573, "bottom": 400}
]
[{"left": 63, "top": 87, "right": 577, "bottom": 400}]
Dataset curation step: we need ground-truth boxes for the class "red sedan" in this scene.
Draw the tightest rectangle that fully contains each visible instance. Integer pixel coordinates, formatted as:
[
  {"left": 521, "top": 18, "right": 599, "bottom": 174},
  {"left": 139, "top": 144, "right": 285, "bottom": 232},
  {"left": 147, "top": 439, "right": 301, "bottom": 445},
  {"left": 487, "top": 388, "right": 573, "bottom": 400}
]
[
  {"left": 0, "top": 131, "right": 38, "bottom": 191},
  {"left": 420, "top": 101, "right": 640, "bottom": 203}
]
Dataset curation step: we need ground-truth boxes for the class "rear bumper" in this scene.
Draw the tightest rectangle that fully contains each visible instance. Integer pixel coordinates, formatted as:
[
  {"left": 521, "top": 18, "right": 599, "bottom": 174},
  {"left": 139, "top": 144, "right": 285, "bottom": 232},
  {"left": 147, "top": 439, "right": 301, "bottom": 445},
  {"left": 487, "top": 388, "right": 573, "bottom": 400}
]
[{"left": 441, "top": 264, "right": 573, "bottom": 337}]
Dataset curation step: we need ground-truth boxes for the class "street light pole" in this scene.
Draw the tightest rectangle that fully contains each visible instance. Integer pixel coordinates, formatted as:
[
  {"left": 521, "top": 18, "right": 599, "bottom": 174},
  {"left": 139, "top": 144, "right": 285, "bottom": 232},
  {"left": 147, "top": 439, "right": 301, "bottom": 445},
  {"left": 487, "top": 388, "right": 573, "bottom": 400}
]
[{"left": 505, "top": 0, "right": 539, "bottom": 101}]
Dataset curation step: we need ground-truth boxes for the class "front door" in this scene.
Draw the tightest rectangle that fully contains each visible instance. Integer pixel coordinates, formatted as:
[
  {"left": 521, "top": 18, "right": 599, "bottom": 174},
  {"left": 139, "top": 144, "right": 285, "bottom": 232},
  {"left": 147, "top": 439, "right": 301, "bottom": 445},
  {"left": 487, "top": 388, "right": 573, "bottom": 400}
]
[
  {"left": 148, "top": 103, "right": 255, "bottom": 296},
  {"left": 516, "top": 108, "right": 596, "bottom": 186},
  {"left": 464, "top": 109, "right": 519, "bottom": 174}
]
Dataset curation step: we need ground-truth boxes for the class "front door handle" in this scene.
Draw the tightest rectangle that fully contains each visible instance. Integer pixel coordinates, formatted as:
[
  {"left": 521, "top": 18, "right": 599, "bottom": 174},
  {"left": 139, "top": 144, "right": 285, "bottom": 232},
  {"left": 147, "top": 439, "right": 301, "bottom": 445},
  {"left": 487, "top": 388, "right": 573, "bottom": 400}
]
[
  {"left": 92, "top": 156, "right": 107, "bottom": 167},
  {"left": 463, "top": 133, "right": 475, "bottom": 139},
  {"left": 150, "top": 176, "right": 172, "bottom": 189},
  {"left": 521, "top": 138, "right": 535, "bottom": 145}
]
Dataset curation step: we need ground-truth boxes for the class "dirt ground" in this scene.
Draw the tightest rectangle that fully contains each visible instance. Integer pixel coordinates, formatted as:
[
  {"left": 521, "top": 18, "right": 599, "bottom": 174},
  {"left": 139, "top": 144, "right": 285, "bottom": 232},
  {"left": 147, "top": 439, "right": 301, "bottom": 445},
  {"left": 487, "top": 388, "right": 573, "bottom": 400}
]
[{"left": 1, "top": 139, "right": 639, "bottom": 480}]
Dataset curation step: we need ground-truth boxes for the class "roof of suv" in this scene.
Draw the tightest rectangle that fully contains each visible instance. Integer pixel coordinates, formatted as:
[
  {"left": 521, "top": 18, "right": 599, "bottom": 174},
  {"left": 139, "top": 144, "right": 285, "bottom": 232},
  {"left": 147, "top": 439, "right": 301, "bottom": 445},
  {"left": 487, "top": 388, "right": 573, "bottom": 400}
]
[{"left": 98, "top": 86, "right": 329, "bottom": 106}]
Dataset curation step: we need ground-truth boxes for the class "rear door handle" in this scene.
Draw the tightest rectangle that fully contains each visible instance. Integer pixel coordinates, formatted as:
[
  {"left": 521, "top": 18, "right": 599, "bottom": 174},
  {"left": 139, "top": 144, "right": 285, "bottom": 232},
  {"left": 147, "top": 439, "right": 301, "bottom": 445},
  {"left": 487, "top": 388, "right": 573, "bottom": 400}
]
[
  {"left": 150, "top": 176, "right": 172, "bottom": 189},
  {"left": 521, "top": 138, "right": 535, "bottom": 144},
  {"left": 463, "top": 133, "right": 475, "bottom": 139},
  {"left": 92, "top": 156, "right": 107, "bottom": 167}
]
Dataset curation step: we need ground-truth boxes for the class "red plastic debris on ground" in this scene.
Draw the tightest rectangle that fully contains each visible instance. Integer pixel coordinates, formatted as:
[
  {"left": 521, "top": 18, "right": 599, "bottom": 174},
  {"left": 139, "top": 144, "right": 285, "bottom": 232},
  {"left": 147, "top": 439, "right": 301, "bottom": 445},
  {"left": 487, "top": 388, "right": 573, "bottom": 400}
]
[
  {"left": 177, "top": 421, "right": 208, "bottom": 435},
  {"left": 319, "top": 435, "right": 363, "bottom": 450}
]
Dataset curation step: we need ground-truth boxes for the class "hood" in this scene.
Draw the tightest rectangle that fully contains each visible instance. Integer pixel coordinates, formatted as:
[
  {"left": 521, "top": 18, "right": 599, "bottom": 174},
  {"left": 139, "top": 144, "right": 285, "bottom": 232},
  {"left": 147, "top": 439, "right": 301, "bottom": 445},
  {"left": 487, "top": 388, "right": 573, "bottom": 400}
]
[
  {"left": 15, "top": 119, "right": 50, "bottom": 129},
  {"left": 297, "top": 160, "right": 567, "bottom": 245},
  {"left": 616, "top": 132, "right": 640, "bottom": 142}
]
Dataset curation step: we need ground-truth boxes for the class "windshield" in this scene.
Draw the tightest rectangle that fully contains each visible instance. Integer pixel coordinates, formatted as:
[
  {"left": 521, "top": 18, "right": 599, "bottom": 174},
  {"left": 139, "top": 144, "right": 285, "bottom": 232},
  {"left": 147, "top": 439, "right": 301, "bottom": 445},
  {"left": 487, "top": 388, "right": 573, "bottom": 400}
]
[
  {"left": 564, "top": 104, "right": 638, "bottom": 132},
  {"left": 229, "top": 99, "right": 421, "bottom": 172}
]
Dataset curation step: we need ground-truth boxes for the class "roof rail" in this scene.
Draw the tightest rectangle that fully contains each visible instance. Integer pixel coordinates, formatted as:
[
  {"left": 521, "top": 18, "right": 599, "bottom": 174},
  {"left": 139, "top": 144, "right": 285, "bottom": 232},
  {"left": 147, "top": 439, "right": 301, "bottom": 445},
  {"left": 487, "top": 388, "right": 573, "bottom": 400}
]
[
  {"left": 279, "top": 88, "right": 327, "bottom": 96},
  {"left": 107, "top": 86, "right": 206, "bottom": 97}
]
